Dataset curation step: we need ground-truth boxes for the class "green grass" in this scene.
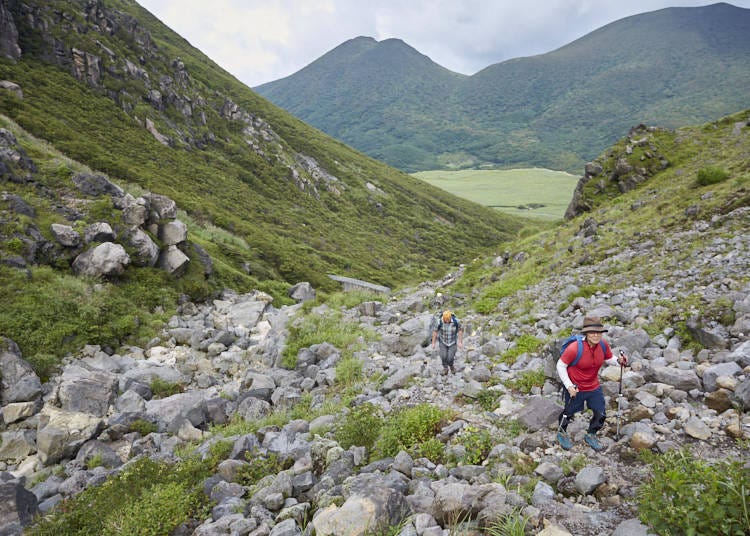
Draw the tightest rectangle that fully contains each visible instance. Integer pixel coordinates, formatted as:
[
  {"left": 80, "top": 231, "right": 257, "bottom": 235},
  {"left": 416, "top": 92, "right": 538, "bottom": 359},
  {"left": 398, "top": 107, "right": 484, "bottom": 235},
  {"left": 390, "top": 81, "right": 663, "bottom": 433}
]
[{"left": 413, "top": 168, "right": 579, "bottom": 220}]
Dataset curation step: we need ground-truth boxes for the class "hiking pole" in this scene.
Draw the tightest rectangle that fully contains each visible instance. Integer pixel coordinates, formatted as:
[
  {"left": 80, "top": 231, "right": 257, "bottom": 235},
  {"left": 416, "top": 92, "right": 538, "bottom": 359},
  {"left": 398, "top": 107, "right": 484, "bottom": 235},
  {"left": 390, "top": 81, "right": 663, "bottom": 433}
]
[{"left": 616, "top": 350, "right": 626, "bottom": 440}]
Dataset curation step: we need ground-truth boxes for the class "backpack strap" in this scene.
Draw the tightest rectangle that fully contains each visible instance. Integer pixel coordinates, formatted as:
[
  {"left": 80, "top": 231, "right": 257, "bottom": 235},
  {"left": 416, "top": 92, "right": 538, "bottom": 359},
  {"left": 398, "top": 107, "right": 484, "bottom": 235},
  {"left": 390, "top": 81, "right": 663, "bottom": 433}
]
[{"left": 570, "top": 337, "right": 585, "bottom": 367}]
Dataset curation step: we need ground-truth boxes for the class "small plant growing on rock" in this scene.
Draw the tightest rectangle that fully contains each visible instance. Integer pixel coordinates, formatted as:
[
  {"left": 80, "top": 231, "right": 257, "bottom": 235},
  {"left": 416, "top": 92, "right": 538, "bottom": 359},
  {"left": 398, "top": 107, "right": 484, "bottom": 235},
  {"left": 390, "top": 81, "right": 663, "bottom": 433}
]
[{"left": 150, "top": 377, "right": 183, "bottom": 398}]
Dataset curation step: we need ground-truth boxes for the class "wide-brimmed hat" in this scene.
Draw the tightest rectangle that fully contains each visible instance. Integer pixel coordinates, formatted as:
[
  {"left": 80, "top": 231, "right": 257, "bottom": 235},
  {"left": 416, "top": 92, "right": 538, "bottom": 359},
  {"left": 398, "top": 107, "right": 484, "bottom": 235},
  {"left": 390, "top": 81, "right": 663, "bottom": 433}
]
[{"left": 581, "top": 316, "right": 608, "bottom": 333}]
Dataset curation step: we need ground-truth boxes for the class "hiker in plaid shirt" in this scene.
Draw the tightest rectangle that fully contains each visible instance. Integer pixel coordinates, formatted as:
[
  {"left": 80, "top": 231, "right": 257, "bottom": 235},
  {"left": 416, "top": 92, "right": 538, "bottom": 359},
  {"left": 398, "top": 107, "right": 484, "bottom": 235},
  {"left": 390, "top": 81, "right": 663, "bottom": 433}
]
[{"left": 431, "top": 310, "right": 463, "bottom": 375}]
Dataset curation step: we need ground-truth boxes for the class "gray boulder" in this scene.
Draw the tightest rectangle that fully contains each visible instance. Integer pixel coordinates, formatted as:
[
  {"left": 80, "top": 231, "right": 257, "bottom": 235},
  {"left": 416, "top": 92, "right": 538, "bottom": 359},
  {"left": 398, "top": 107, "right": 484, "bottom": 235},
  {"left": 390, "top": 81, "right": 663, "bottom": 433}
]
[
  {"left": 122, "top": 227, "right": 159, "bottom": 267},
  {"left": 50, "top": 223, "right": 81, "bottom": 247},
  {"left": 57, "top": 365, "right": 118, "bottom": 417},
  {"left": 72, "top": 242, "right": 130, "bottom": 277},
  {"left": 516, "top": 396, "right": 561, "bottom": 432},
  {"left": 71, "top": 172, "right": 124, "bottom": 198},
  {"left": 83, "top": 222, "right": 115, "bottom": 244},
  {"left": 36, "top": 407, "right": 104, "bottom": 465},
  {"left": 144, "top": 193, "right": 177, "bottom": 222},
  {"left": 702, "top": 362, "right": 742, "bottom": 392},
  {"left": 157, "top": 245, "right": 189, "bottom": 276},
  {"left": 158, "top": 219, "right": 188, "bottom": 245},
  {"left": 0, "top": 339, "right": 42, "bottom": 404},
  {"left": 647, "top": 366, "right": 701, "bottom": 391},
  {"left": 289, "top": 282, "right": 316, "bottom": 303}
]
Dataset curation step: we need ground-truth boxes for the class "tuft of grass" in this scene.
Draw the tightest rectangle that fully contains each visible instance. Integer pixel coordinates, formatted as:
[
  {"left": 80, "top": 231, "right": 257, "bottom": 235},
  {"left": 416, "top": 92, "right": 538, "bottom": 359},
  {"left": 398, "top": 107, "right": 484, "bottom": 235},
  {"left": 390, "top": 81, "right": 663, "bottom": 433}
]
[
  {"left": 695, "top": 166, "right": 730, "bottom": 187},
  {"left": 150, "top": 378, "right": 183, "bottom": 398}
]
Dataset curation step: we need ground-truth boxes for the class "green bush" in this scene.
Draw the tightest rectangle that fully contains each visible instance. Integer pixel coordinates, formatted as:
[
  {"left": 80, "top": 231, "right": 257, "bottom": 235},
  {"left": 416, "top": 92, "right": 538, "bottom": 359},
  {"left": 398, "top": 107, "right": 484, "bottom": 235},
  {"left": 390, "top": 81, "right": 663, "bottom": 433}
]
[
  {"left": 373, "top": 403, "right": 450, "bottom": 458},
  {"left": 696, "top": 166, "right": 730, "bottom": 186},
  {"left": 335, "top": 403, "right": 384, "bottom": 452},
  {"left": 27, "top": 457, "right": 212, "bottom": 535},
  {"left": 237, "top": 451, "right": 289, "bottom": 486},
  {"left": 454, "top": 425, "right": 494, "bottom": 465},
  {"left": 101, "top": 481, "right": 204, "bottom": 536},
  {"left": 476, "top": 389, "right": 503, "bottom": 411},
  {"left": 638, "top": 449, "right": 750, "bottom": 535}
]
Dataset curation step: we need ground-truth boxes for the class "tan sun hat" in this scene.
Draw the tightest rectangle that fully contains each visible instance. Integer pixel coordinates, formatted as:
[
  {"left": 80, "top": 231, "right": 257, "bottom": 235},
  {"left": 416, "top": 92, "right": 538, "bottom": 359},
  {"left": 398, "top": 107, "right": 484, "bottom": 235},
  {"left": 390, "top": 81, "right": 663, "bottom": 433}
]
[{"left": 581, "top": 316, "right": 608, "bottom": 333}]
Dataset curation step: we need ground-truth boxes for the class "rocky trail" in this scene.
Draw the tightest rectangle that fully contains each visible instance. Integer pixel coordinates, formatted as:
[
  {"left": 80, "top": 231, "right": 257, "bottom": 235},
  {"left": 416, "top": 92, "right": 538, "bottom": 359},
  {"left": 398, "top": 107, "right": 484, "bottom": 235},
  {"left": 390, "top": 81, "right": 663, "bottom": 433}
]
[{"left": 1, "top": 206, "right": 749, "bottom": 535}]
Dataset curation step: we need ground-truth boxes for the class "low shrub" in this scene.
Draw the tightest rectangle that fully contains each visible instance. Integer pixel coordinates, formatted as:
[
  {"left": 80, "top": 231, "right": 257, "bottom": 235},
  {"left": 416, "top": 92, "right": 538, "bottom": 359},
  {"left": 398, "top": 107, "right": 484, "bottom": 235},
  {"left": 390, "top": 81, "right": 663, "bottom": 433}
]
[
  {"left": 27, "top": 456, "right": 212, "bottom": 535},
  {"left": 373, "top": 403, "right": 450, "bottom": 459},
  {"left": 695, "top": 166, "right": 730, "bottom": 186},
  {"left": 638, "top": 448, "right": 750, "bottom": 535},
  {"left": 335, "top": 403, "right": 383, "bottom": 452}
]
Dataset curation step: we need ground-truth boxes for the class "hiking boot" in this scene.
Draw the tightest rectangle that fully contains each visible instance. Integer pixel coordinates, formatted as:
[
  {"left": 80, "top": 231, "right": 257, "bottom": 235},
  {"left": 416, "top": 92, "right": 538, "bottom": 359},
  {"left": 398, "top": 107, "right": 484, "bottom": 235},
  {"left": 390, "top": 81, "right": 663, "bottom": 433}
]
[
  {"left": 449, "top": 365, "right": 455, "bottom": 374},
  {"left": 584, "top": 433, "right": 604, "bottom": 451},
  {"left": 557, "top": 431, "right": 573, "bottom": 450},
  {"left": 442, "top": 367, "right": 449, "bottom": 376}
]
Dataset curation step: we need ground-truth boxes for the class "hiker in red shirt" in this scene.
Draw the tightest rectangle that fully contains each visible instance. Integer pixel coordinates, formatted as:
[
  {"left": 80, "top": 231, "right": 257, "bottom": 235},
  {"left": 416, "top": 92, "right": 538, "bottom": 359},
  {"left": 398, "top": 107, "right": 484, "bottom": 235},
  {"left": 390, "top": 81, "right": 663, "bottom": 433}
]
[{"left": 556, "top": 316, "right": 627, "bottom": 451}]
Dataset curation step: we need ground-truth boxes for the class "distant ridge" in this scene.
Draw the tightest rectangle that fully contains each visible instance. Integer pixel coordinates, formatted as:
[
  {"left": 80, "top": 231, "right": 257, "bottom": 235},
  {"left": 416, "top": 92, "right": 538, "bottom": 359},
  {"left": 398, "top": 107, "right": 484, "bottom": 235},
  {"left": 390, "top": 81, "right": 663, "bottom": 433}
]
[{"left": 255, "top": 3, "right": 750, "bottom": 172}]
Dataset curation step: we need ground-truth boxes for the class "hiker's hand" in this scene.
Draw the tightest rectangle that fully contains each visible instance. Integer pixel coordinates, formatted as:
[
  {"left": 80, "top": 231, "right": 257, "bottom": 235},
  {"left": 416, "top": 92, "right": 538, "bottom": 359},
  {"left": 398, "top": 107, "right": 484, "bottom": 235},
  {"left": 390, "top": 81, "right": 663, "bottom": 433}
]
[
  {"left": 567, "top": 385, "right": 578, "bottom": 397},
  {"left": 618, "top": 351, "right": 628, "bottom": 366}
]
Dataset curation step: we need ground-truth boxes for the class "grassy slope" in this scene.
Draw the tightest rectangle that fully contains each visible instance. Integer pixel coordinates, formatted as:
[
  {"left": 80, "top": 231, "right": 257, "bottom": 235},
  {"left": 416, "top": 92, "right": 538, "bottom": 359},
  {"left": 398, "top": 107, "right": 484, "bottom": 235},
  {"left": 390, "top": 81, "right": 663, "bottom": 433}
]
[
  {"left": 0, "top": 0, "right": 527, "bottom": 287},
  {"left": 0, "top": 0, "right": 530, "bottom": 370},
  {"left": 453, "top": 109, "right": 750, "bottom": 317}
]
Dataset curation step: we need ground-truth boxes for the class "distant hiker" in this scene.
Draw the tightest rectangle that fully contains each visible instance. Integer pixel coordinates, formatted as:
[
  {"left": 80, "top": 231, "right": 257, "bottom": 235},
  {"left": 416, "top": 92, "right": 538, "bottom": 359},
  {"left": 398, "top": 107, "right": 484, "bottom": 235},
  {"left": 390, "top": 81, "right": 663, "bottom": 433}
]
[
  {"left": 431, "top": 310, "right": 463, "bottom": 375},
  {"left": 556, "top": 316, "right": 628, "bottom": 451}
]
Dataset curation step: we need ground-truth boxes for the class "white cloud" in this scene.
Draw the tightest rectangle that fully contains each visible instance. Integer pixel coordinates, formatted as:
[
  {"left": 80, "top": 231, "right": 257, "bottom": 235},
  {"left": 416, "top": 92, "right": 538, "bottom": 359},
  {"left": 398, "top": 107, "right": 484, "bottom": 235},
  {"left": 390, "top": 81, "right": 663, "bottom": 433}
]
[{"left": 137, "top": 0, "right": 750, "bottom": 86}]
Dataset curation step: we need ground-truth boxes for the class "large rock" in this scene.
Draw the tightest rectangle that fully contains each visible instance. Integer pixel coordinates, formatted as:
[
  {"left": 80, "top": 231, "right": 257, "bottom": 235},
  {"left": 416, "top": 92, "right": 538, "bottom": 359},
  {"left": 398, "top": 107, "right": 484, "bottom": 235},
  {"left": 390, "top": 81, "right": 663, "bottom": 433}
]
[
  {"left": 0, "top": 474, "right": 39, "bottom": 536},
  {"left": 289, "top": 282, "right": 316, "bottom": 303},
  {"left": 72, "top": 242, "right": 130, "bottom": 277},
  {"left": 122, "top": 227, "right": 159, "bottom": 267},
  {"left": 0, "top": 1, "right": 21, "bottom": 61},
  {"left": 157, "top": 245, "right": 189, "bottom": 276},
  {"left": 312, "top": 482, "right": 410, "bottom": 536},
  {"left": 71, "top": 172, "right": 124, "bottom": 198},
  {"left": 158, "top": 219, "right": 188, "bottom": 245},
  {"left": 701, "top": 362, "right": 742, "bottom": 392},
  {"left": 36, "top": 407, "right": 104, "bottom": 465},
  {"left": 0, "top": 339, "right": 42, "bottom": 404},
  {"left": 647, "top": 366, "right": 701, "bottom": 391},
  {"left": 144, "top": 193, "right": 177, "bottom": 222},
  {"left": 145, "top": 390, "right": 214, "bottom": 431},
  {"left": 50, "top": 223, "right": 81, "bottom": 247},
  {"left": 57, "top": 365, "right": 118, "bottom": 417},
  {"left": 516, "top": 396, "right": 562, "bottom": 432}
]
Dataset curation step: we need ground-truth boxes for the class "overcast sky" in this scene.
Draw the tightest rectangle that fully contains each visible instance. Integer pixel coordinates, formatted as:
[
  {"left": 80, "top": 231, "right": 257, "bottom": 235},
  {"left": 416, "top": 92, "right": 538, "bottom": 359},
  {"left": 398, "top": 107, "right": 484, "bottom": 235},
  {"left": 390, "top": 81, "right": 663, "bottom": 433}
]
[{"left": 137, "top": 1, "right": 750, "bottom": 87}]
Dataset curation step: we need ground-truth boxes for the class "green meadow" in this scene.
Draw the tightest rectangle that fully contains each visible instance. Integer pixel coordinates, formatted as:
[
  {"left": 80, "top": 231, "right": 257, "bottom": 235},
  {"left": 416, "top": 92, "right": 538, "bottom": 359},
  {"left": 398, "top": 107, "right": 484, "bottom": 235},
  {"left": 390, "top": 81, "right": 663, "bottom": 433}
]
[{"left": 413, "top": 168, "right": 579, "bottom": 220}]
